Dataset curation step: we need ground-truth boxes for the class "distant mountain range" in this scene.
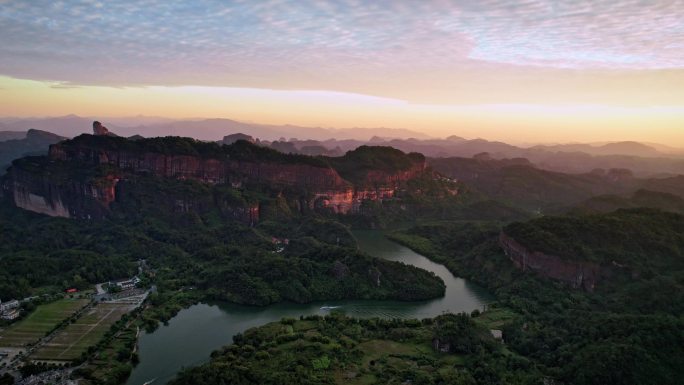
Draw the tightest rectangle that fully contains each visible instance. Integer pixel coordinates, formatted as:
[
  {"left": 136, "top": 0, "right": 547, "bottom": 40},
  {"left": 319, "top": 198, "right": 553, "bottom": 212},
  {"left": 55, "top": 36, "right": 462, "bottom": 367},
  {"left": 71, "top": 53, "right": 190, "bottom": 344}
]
[
  {"left": 0, "top": 129, "right": 66, "bottom": 172},
  {"left": 531, "top": 141, "right": 664, "bottom": 157},
  {"left": 273, "top": 137, "right": 684, "bottom": 176},
  {"left": 0, "top": 115, "right": 431, "bottom": 141},
  {"left": 429, "top": 155, "right": 684, "bottom": 213},
  {"left": 0, "top": 131, "right": 27, "bottom": 142},
  {"left": 1, "top": 115, "right": 684, "bottom": 177}
]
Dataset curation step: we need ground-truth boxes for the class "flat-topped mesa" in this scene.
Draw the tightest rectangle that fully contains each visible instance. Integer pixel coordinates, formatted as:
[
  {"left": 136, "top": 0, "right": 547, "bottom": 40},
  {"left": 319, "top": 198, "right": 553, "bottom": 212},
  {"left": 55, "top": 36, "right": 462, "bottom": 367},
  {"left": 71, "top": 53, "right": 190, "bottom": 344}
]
[
  {"left": 498, "top": 209, "right": 683, "bottom": 292},
  {"left": 314, "top": 145, "right": 427, "bottom": 212},
  {"left": 10, "top": 135, "right": 428, "bottom": 220},
  {"left": 499, "top": 232, "right": 602, "bottom": 291},
  {"left": 48, "top": 135, "right": 350, "bottom": 190}
]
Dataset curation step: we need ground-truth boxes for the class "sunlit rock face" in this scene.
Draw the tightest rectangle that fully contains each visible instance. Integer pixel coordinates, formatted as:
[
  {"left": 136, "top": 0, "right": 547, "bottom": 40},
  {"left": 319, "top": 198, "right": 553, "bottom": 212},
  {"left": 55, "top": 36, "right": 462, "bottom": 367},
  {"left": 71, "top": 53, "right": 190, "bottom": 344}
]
[{"left": 9, "top": 134, "right": 427, "bottom": 221}]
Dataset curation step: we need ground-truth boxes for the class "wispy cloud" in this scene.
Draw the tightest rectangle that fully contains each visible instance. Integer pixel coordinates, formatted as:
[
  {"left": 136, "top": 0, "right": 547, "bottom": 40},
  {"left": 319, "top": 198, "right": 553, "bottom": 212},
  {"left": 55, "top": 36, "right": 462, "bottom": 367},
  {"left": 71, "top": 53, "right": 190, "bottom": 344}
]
[
  {"left": 49, "top": 82, "right": 81, "bottom": 89},
  {"left": 0, "top": 0, "right": 682, "bottom": 99}
]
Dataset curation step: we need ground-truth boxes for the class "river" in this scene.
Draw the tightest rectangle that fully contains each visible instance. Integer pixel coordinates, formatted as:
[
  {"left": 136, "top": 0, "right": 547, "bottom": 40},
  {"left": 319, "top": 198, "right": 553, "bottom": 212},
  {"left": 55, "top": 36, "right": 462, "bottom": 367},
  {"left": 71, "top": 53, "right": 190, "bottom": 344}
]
[{"left": 126, "top": 230, "right": 492, "bottom": 385}]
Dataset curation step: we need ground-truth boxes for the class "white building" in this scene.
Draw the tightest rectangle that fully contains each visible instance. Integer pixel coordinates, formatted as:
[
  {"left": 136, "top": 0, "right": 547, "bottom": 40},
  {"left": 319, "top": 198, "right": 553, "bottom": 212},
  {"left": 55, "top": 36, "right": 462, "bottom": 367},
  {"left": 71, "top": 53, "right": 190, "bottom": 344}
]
[
  {"left": 113, "top": 277, "right": 141, "bottom": 290},
  {"left": 0, "top": 299, "right": 19, "bottom": 312},
  {"left": 0, "top": 309, "right": 20, "bottom": 320},
  {"left": 0, "top": 300, "right": 20, "bottom": 320}
]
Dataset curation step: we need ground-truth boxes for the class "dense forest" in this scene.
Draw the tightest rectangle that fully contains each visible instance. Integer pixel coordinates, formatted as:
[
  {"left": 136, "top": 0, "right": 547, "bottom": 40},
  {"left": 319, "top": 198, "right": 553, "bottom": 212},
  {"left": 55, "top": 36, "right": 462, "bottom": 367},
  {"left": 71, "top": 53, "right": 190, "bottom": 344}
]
[
  {"left": 503, "top": 208, "right": 684, "bottom": 266},
  {"left": 389, "top": 210, "right": 684, "bottom": 385},
  {"left": 59, "top": 135, "right": 329, "bottom": 166},
  {"left": 0, "top": 199, "right": 444, "bottom": 306},
  {"left": 326, "top": 145, "right": 425, "bottom": 184}
]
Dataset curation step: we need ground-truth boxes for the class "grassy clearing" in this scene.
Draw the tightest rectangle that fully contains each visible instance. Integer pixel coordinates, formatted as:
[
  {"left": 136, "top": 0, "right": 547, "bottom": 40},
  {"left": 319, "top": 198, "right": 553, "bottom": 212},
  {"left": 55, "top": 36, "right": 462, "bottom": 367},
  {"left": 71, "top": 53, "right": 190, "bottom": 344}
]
[
  {"left": 0, "top": 298, "right": 88, "bottom": 347},
  {"left": 31, "top": 303, "right": 134, "bottom": 361},
  {"left": 474, "top": 307, "right": 519, "bottom": 329},
  {"left": 337, "top": 339, "right": 465, "bottom": 385}
]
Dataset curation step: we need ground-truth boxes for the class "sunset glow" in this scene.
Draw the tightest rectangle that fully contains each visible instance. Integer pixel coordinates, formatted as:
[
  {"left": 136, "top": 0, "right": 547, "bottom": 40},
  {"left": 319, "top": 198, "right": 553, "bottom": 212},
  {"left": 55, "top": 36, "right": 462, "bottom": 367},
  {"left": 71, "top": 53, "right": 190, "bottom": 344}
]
[{"left": 1, "top": 0, "right": 683, "bottom": 144}]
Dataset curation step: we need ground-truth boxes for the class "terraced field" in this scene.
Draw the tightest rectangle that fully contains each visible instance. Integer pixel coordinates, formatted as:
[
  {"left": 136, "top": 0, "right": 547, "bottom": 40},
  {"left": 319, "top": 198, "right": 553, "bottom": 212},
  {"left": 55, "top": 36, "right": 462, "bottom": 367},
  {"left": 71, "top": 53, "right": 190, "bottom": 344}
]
[
  {"left": 31, "top": 303, "right": 134, "bottom": 361},
  {"left": 0, "top": 298, "right": 89, "bottom": 347}
]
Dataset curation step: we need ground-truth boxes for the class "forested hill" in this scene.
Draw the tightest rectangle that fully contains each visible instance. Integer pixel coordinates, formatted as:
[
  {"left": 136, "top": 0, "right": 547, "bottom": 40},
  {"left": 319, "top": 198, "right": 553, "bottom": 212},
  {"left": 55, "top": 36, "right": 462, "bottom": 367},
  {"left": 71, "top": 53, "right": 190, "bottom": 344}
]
[
  {"left": 570, "top": 189, "right": 684, "bottom": 215},
  {"left": 388, "top": 212, "right": 684, "bottom": 385},
  {"left": 503, "top": 208, "right": 684, "bottom": 266},
  {"left": 429, "top": 155, "right": 684, "bottom": 212},
  {"left": 325, "top": 145, "right": 425, "bottom": 185},
  {"left": 4, "top": 134, "right": 443, "bottom": 221},
  {"left": 55, "top": 134, "right": 329, "bottom": 166},
  {"left": 0, "top": 199, "right": 445, "bottom": 305},
  {"left": 0, "top": 129, "right": 65, "bottom": 172},
  {"left": 170, "top": 313, "right": 541, "bottom": 385}
]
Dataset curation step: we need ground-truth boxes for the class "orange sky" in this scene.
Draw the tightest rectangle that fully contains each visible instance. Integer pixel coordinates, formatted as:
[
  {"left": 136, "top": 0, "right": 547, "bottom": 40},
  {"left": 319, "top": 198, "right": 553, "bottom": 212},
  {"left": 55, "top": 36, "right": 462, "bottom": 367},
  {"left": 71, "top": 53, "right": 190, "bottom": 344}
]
[
  {"left": 1, "top": 1, "right": 683, "bottom": 145},
  {"left": 1, "top": 76, "right": 683, "bottom": 146}
]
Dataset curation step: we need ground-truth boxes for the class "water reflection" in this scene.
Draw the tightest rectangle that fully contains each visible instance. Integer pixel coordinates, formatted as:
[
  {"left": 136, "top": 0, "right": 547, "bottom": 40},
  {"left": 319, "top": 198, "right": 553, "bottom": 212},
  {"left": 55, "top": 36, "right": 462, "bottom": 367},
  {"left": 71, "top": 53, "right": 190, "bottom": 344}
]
[{"left": 126, "top": 230, "right": 492, "bottom": 385}]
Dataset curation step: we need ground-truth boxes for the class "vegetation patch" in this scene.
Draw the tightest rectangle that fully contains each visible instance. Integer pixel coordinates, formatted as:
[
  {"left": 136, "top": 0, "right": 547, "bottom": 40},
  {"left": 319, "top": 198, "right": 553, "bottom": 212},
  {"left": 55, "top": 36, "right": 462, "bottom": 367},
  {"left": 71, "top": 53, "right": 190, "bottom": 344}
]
[
  {"left": 170, "top": 313, "right": 538, "bottom": 385},
  {"left": 0, "top": 298, "right": 88, "bottom": 347},
  {"left": 30, "top": 303, "right": 134, "bottom": 362},
  {"left": 393, "top": 214, "right": 684, "bottom": 385}
]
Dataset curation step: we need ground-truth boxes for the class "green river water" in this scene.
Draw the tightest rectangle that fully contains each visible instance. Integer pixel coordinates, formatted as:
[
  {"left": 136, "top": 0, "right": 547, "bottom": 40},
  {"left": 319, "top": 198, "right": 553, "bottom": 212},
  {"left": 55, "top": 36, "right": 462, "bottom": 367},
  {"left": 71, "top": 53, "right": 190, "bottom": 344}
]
[{"left": 126, "top": 230, "right": 493, "bottom": 385}]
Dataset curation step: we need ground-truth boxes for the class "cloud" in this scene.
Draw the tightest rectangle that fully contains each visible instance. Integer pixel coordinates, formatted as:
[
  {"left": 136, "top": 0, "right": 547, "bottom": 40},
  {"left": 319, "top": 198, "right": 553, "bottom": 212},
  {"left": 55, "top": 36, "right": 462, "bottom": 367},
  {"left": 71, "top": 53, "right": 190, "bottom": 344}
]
[
  {"left": 0, "top": 0, "right": 682, "bottom": 102},
  {"left": 49, "top": 81, "right": 81, "bottom": 89},
  {"left": 460, "top": 0, "right": 684, "bottom": 69}
]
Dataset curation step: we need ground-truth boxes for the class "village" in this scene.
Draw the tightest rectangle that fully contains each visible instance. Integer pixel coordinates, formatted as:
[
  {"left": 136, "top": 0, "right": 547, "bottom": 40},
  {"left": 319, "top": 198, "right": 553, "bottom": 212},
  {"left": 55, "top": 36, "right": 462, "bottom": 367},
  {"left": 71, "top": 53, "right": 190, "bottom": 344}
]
[{"left": 0, "top": 262, "right": 153, "bottom": 385}]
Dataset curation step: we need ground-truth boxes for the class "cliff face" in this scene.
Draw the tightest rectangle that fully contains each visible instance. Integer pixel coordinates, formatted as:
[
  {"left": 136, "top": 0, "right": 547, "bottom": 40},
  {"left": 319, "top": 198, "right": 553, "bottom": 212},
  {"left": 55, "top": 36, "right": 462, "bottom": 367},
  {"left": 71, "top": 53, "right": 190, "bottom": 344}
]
[
  {"left": 499, "top": 232, "right": 603, "bottom": 291},
  {"left": 49, "top": 142, "right": 351, "bottom": 189},
  {"left": 7, "top": 136, "right": 427, "bottom": 221},
  {"left": 361, "top": 163, "right": 426, "bottom": 187},
  {"left": 7, "top": 164, "right": 118, "bottom": 219}
]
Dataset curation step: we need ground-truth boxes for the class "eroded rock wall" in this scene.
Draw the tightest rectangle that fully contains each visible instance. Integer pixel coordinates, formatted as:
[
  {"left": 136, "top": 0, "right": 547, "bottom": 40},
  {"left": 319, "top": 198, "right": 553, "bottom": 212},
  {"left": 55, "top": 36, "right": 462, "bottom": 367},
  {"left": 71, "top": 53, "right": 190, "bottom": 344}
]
[
  {"left": 9, "top": 139, "right": 427, "bottom": 220},
  {"left": 499, "top": 232, "right": 602, "bottom": 291},
  {"left": 7, "top": 166, "right": 117, "bottom": 219}
]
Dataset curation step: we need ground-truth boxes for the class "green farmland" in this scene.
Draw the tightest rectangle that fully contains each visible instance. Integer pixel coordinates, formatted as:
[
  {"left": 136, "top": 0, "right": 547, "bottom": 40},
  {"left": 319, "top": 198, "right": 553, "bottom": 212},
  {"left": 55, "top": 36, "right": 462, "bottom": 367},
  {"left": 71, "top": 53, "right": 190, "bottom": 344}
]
[
  {"left": 31, "top": 303, "right": 134, "bottom": 361},
  {"left": 0, "top": 298, "right": 88, "bottom": 347}
]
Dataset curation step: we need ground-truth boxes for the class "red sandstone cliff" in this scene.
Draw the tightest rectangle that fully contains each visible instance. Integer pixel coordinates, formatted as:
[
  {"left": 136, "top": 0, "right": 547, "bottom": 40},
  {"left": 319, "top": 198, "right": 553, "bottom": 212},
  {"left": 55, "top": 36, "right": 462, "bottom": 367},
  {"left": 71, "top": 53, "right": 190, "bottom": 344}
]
[
  {"left": 8, "top": 164, "right": 118, "bottom": 219},
  {"left": 48, "top": 142, "right": 351, "bottom": 190},
  {"left": 499, "top": 232, "right": 603, "bottom": 291},
  {"left": 8, "top": 137, "right": 428, "bottom": 220},
  {"left": 361, "top": 162, "right": 426, "bottom": 187}
]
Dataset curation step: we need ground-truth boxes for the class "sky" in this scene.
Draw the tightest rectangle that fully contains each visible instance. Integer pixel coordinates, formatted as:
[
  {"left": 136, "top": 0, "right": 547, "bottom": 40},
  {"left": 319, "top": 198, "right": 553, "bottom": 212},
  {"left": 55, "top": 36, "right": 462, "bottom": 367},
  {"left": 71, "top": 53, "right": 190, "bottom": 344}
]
[{"left": 0, "top": 0, "right": 683, "bottom": 145}]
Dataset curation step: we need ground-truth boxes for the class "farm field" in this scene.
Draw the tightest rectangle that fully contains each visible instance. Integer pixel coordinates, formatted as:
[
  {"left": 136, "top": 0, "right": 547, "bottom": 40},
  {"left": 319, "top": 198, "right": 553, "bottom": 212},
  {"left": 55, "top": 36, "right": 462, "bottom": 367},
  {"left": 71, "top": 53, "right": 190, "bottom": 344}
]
[
  {"left": 0, "top": 298, "right": 89, "bottom": 348},
  {"left": 30, "top": 303, "right": 134, "bottom": 361}
]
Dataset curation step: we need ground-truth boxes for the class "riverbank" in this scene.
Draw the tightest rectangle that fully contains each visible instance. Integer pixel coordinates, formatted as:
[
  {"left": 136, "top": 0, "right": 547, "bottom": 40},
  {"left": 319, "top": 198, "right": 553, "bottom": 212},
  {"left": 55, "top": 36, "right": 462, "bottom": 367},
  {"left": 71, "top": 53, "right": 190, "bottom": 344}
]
[
  {"left": 386, "top": 220, "right": 684, "bottom": 385},
  {"left": 168, "top": 312, "right": 538, "bottom": 385},
  {"left": 120, "top": 230, "right": 492, "bottom": 385}
]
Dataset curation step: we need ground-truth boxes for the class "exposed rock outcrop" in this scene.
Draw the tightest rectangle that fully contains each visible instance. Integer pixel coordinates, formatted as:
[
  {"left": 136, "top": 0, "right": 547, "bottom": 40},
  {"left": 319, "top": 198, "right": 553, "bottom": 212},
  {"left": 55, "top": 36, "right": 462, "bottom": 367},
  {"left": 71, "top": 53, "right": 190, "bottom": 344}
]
[
  {"left": 92, "top": 121, "right": 116, "bottom": 136},
  {"left": 6, "top": 135, "right": 429, "bottom": 222},
  {"left": 7, "top": 161, "right": 118, "bottom": 219},
  {"left": 499, "top": 232, "right": 603, "bottom": 291},
  {"left": 49, "top": 140, "right": 350, "bottom": 189}
]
